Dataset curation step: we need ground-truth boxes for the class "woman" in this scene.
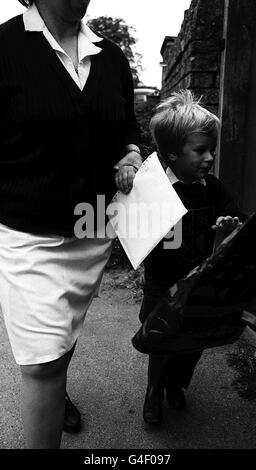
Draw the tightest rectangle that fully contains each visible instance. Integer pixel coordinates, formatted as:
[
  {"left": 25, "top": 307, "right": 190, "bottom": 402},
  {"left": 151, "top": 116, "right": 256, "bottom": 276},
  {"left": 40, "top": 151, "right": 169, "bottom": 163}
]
[{"left": 0, "top": 0, "right": 141, "bottom": 448}]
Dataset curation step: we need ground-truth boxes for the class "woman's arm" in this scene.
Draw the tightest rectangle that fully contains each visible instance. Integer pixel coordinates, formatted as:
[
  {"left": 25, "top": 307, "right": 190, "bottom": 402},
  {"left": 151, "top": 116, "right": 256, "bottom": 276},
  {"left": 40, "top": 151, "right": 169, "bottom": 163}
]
[{"left": 114, "top": 51, "right": 142, "bottom": 193}]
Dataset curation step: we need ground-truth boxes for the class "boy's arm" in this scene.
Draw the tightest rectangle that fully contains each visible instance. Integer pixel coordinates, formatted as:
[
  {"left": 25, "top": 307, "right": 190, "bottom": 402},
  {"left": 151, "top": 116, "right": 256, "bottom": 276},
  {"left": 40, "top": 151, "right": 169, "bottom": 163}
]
[{"left": 209, "top": 176, "right": 247, "bottom": 250}]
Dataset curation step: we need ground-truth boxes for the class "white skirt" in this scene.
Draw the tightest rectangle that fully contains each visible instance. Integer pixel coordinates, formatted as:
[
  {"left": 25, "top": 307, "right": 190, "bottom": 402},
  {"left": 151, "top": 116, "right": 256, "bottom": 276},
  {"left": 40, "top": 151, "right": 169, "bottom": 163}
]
[{"left": 0, "top": 223, "right": 113, "bottom": 365}]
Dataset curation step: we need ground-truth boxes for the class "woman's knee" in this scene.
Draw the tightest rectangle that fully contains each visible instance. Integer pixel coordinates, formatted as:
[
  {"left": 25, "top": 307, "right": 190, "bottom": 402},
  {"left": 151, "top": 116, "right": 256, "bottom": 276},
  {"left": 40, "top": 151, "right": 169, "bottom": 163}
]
[{"left": 20, "top": 348, "right": 74, "bottom": 380}]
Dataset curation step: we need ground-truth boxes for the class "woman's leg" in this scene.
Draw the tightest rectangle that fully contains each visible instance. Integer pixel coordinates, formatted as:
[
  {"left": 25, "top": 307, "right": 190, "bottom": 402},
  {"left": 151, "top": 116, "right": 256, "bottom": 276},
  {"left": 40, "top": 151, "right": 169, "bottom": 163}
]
[{"left": 20, "top": 344, "right": 76, "bottom": 449}]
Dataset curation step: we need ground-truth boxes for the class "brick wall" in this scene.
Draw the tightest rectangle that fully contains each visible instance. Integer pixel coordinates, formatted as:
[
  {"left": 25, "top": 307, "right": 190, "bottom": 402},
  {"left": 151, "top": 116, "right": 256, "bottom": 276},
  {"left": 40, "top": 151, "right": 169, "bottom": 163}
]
[{"left": 161, "top": 0, "right": 225, "bottom": 114}]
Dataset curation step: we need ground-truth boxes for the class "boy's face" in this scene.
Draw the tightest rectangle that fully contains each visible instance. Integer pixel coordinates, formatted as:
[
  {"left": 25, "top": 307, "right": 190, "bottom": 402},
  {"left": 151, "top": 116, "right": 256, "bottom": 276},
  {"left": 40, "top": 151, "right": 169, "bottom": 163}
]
[{"left": 172, "top": 133, "right": 216, "bottom": 183}]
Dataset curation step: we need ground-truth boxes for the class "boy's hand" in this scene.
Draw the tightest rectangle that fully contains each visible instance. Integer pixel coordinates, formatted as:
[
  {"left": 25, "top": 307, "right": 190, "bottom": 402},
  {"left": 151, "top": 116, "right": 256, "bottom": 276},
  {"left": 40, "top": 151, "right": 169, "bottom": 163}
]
[
  {"left": 114, "top": 151, "right": 142, "bottom": 194},
  {"left": 212, "top": 216, "right": 241, "bottom": 234}
]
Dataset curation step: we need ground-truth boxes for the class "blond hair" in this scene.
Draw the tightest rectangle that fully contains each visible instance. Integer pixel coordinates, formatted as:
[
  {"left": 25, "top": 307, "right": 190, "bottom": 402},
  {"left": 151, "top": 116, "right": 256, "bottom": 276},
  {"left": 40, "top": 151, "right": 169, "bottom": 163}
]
[{"left": 150, "top": 90, "right": 220, "bottom": 162}]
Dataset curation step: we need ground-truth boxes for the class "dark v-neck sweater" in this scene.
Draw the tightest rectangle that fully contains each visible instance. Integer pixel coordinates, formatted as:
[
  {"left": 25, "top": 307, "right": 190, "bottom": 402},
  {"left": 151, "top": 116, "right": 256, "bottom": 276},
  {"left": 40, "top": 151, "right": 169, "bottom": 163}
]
[{"left": 0, "top": 15, "right": 140, "bottom": 236}]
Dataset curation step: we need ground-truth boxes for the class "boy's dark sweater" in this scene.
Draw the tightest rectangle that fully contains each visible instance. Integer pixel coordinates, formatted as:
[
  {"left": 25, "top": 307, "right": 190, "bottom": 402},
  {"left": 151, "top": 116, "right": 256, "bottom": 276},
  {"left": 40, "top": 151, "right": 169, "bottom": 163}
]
[
  {"left": 0, "top": 16, "right": 140, "bottom": 236},
  {"left": 144, "top": 174, "right": 242, "bottom": 290}
]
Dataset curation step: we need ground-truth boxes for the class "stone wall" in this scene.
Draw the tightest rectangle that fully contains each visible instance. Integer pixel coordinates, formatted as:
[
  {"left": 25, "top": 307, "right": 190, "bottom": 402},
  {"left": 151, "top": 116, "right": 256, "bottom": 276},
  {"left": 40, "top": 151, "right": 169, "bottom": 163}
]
[{"left": 161, "top": 0, "right": 225, "bottom": 114}]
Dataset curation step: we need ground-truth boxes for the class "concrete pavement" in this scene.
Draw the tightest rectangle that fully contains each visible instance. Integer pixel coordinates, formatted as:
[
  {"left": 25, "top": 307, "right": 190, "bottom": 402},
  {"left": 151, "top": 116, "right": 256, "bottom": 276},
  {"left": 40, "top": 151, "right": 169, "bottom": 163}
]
[{"left": 0, "top": 270, "right": 256, "bottom": 449}]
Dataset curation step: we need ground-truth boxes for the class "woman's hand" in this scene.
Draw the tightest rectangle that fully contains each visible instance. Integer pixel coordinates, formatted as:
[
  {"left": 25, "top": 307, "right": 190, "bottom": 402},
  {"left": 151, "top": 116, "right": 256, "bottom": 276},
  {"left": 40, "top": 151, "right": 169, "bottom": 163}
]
[
  {"left": 115, "top": 165, "right": 137, "bottom": 194},
  {"left": 212, "top": 216, "right": 242, "bottom": 234},
  {"left": 114, "top": 150, "right": 142, "bottom": 194}
]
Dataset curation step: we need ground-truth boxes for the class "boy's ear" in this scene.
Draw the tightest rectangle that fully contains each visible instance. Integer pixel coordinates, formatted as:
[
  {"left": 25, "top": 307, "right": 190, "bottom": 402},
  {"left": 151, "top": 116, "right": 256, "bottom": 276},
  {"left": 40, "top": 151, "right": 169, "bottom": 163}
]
[{"left": 167, "top": 153, "right": 177, "bottom": 162}]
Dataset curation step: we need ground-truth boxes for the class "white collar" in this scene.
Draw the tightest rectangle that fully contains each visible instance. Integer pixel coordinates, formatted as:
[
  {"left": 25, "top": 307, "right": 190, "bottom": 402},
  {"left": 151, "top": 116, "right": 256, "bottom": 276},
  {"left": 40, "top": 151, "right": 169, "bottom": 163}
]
[
  {"left": 166, "top": 166, "right": 206, "bottom": 186},
  {"left": 23, "top": 3, "right": 103, "bottom": 60}
]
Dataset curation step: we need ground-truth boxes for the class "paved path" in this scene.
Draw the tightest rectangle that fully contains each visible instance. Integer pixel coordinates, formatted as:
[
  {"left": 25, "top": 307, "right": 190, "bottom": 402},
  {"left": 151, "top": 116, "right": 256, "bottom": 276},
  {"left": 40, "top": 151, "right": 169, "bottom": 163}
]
[{"left": 0, "top": 270, "right": 256, "bottom": 449}]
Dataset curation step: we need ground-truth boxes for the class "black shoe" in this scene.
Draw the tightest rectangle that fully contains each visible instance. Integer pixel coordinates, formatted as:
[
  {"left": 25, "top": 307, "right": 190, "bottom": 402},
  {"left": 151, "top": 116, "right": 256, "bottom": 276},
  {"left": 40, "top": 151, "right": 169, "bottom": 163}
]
[
  {"left": 63, "top": 392, "right": 82, "bottom": 433},
  {"left": 165, "top": 384, "right": 186, "bottom": 411},
  {"left": 143, "top": 386, "right": 163, "bottom": 425}
]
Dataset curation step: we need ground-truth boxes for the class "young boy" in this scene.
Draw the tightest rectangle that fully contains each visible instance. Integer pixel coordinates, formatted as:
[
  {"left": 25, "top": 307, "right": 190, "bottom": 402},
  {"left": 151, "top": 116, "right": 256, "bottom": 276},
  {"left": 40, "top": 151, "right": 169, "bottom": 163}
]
[{"left": 140, "top": 90, "right": 242, "bottom": 425}]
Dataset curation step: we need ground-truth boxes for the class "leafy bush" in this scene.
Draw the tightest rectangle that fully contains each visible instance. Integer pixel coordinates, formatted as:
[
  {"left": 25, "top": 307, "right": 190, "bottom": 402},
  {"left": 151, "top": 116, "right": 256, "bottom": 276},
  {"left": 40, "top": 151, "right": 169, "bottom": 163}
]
[
  {"left": 106, "top": 238, "right": 131, "bottom": 269},
  {"left": 134, "top": 99, "right": 158, "bottom": 160}
]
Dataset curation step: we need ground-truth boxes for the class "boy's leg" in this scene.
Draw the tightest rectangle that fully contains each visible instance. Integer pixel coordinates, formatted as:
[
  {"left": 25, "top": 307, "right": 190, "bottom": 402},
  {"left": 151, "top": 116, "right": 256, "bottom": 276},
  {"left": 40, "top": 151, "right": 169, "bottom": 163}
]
[
  {"left": 148, "top": 354, "right": 170, "bottom": 388},
  {"left": 165, "top": 350, "right": 203, "bottom": 409},
  {"left": 166, "top": 350, "right": 203, "bottom": 388},
  {"left": 140, "top": 288, "right": 170, "bottom": 424},
  {"left": 20, "top": 344, "right": 76, "bottom": 449},
  {"left": 143, "top": 351, "right": 202, "bottom": 422},
  {"left": 143, "top": 354, "right": 169, "bottom": 425}
]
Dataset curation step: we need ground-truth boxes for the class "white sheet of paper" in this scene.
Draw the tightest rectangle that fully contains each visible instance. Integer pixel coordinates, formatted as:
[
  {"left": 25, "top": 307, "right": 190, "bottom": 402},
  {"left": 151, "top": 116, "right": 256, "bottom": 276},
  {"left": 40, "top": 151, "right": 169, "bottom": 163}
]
[{"left": 107, "top": 152, "right": 187, "bottom": 269}]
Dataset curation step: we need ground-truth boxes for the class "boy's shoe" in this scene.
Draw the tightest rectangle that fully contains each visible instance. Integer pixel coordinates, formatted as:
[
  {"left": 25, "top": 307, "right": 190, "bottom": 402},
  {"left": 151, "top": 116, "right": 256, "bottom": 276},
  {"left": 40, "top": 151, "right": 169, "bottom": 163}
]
[
  {"left": 165, "top": 384, "right": 186, "bottom": 411},
  {"left": 63, "top": 392, "right": 82, "bottom": 433},
  {"left": 143, "top": 386, "right": 163, "bottom": 425}
]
